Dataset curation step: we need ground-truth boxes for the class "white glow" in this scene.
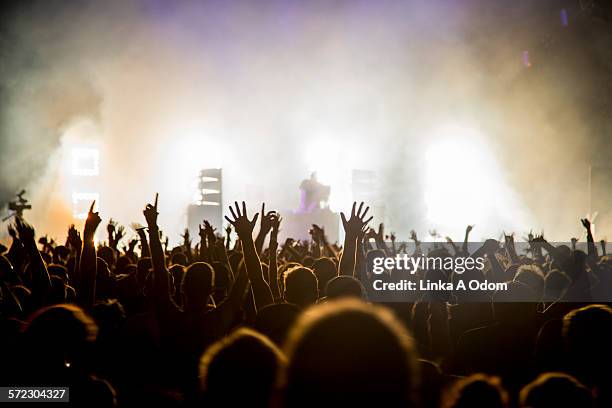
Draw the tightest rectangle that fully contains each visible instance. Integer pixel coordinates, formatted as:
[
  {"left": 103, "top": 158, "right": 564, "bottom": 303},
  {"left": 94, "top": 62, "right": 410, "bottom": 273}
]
[
  {"left": 303, "top": 138, "right": 356, "bottom": 212},
  {"left": 423, "top": 124, "right": 528, "bottom": 237},
  {"left": 71, "top": 147, "right": 100, "bottom": 176}
]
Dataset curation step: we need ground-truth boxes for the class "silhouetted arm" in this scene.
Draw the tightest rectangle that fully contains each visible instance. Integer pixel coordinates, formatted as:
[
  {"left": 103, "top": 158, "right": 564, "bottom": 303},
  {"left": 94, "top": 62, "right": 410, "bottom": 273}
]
[
  {"left": 371, "top": 223, "right": 390, "bottom": 256},
  {"left": 581, "top": 218, "right": 598, "bottom": 258},
  {"left": 135, "top": 228, "right": 150, "bottom": 258},
  {"left": 143, "top": 194, "right": 172, "bottom": 305},
  {"left": 470, "top": 239, "right": 504, "bottom": 283},
  {"left": 462, "top": 225, "right": 473, "bottom": 255},
  {"left": 254, "top": 203, "right": 275, "bottom": 254},
  {"left": 339, "top": 202, "right": 372, "bottom": 277},
  {"left": 445, "top": 236, "right": 459, "bottom": 256},
  {"left": 226, "top": 202, "right": 274, "bottom": 310},
  {"left": 504, "top": 233, "right": 520, "bottom": 264},
  {"left": 268, "top": 214, "right": 282, "bottom": 299},
  {"left": 78, "top": 202, "right": 101, "bottom": 309}
]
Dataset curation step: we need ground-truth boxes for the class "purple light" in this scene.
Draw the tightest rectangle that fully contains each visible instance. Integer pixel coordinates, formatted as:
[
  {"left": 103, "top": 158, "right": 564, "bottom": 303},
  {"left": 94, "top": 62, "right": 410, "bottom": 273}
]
[
  {"left": 522, "top": 51, "right": 531, "bottom": 68},
  {"left": 560, "top": 9, "right": 568, "bottom": 26}
]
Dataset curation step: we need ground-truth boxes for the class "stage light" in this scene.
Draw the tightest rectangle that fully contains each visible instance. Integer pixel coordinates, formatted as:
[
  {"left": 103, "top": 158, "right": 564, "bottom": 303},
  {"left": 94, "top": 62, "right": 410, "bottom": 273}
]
[
  {"left": 71, "top": 147, "right": 100, "bottom": 176},
  {"left": 423, "top": 124, "right": 527, "bottom": 237}
]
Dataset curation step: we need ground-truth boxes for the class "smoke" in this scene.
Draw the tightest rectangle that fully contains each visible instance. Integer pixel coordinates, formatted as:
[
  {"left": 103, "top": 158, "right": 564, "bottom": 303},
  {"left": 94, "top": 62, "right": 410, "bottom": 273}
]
[{"left": 0, "top": 0, "right": 610, "bottom": 241}]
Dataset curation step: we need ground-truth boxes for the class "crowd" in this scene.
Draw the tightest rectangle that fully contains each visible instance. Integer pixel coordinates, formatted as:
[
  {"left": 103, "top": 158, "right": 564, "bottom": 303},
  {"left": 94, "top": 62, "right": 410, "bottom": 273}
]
[{"left": 0, "top": 196, "right": 611, "bottom": 407}]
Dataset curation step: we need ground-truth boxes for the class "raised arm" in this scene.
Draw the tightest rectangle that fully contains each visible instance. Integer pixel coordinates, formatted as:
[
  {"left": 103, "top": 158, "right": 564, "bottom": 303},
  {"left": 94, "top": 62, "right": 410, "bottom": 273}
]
[
  {"left": 254, "top": 203, "right": 276, "bottom": 254},
  {"left": 504, "top": 233, "right": 520, "bottom": 264},
  {"left": 14, "top": 217, "right": 51, "bottom": 306},
  {"left": 461, "top": 225, "right": 473, "bottom": 255},
  {"left": 309, "top": 225, "right": 322, "bottom": 258},
  {"left": 225, "top": 202, "right": 274, "bottom": 310},
  {"left": 581, "top": 218, "right": 598, "bottom": 259},
  {"left": 77, "top": 201, "right": 101, "bottom": 309},
  {"left": 339, "top": 202, "right": 372, "bottom": 277},
  {"left": 445, "top": 236, "right": 459, "bottom": 256},
  {"left": 268, "top": 213, "right": 282, "bottom": 300},
  {"left": 143, "top": 194, "right": 171, "bottom": 304},
  {"left": 370, "top": 223, "right": 390, "bottom": 256}
]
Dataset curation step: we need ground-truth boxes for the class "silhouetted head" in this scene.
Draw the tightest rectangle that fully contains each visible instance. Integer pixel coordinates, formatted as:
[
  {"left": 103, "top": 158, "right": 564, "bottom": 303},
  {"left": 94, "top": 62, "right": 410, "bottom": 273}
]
[
  {"left": 514, "top": 265, "right": 545, "bottom": 300},
  {"left": 254, "top": 303, "right": 301, "bottom": 346},
  {"left": 442, "top": 374, "right": 508, "bottom": 408},
  {"left": 312, "top": 257, "right": 337, "bottom": 295},
  {"left": 92, "top": 299, "right": 126, "bottom": 340},
  {"left": 115, "top": 255, "right": 131, "bottom": 274},
  {"left": 182, "top": 262, "right": 215, "bottom": 310},
  {"left": 325, "top": 275, "right": 365, "bottom": 300},
  {"left": 171, "top": 252, "right": 188, "bottom": 266},
  {"left": 136, "top": 257, "right": 152, "bottom": 289},
  {"left": 563, "top": 304, "right": 612, "bottom": 387},
  {"left": 200, "top": 328, "right": 285, "bottom": 406},
  {"left": 543, "top": 269, "right": 570, "bottom": 301},
  {"left": 282, "top": 299, "right": 418, "bottom": 407},
  {"left": 21, "top": 304, "right": 98, "bottom": 377},
  {"left": 519, "top": 372, "right": 592, "bottom": 408},
  {"left": 97, "top": 246, "right": 116, "bottom": 269},
  {"left": 49, "top": 275, "right": 67, "bottom": 304},
  {"left": 48, "top": 264, "right": 68, "bottom": 281},
  {"left": 284, "top": 267, "right": 318, "bottom": 308}
]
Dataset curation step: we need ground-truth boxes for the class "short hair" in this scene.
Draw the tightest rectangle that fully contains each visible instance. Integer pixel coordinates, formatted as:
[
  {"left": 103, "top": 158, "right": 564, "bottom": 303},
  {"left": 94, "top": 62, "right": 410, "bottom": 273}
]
[
  {"left": 182, "top": 262, "right": 215, "bottom": 302},
  {"left": 171, "top": 252, "right": 188, "bottom": 267},
  {"left": 562, "top": 304, "right": 612, "bottom": 385},
  {"left": 312, "top": 257, "right": 337, "bottom": 295},
  {"left": 514, "top": 265, "right": 545, "bottom": 299},
  {"left": 325, "top": 275, "right": 365, "bottom": 300},
  {"left": 282, "top": 299, "right": 418, "bottom": 407},
  {"left": 442, "top": 374, "right": 508, "bottom": 408},
  {"left": 200, "top": 328, "right": 284, "bottom": 406},
  {"left": 519, "top": 372, "right": 592, "bottom": 408},
  {"left": 284, "top": 267, "right": 318, "bottom": 307}
]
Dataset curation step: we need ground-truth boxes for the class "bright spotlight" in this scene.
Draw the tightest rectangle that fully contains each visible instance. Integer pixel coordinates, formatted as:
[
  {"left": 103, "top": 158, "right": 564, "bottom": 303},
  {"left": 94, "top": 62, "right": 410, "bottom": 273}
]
[
  {"left": 71, "top": 147, "right": 100, "bottom": 176},
  {"left": 423, "top": 124, "right": 527, "bottom": 236}
]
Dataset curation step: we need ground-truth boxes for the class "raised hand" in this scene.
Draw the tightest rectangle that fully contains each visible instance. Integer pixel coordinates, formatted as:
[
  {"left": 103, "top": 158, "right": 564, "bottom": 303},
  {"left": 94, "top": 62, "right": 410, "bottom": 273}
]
[
  {"left": 14, "top": 217, "right": 35, "bottom": 244},
  {"left": 310, "top": 223, "right": 324, "bottom": 243},
  {"left": 181, "top": 228, "right": 192, "bottom": 248},
  {"left": 259, "top": 203, "right": 276, "bottom": 233},
  {"left": 225, "top": 201, "right": 259, "bottom": 239},
  {"left": 68, "top": 224, "right": 82, "bottom": 250},
  {"left": 115, "top": 225, "right": 125, "bottom": 241},
  {"left": 581, "top": 218, "right": 591, "bottom": 230},
  {"left": 143, "top": 193, "right": 159, "bottom": 228},
  {"left": 340, "top": 202, "right": 373, "bottom": 239},
  {"left": 202, "top": 220, "right": 217, "bottom": 243},
  {"left": 127, "top": 238, "right": 138, "bottom": 253},
  {"left": 84, "top": 201, "right": 101, "bottom": 238},
  {"left": 107, "top": 218, "right": 116, "bottom": 236},
  {"left": 271, "top": 214, "right": 282, "bottom": 236}
]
